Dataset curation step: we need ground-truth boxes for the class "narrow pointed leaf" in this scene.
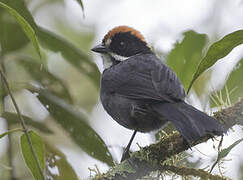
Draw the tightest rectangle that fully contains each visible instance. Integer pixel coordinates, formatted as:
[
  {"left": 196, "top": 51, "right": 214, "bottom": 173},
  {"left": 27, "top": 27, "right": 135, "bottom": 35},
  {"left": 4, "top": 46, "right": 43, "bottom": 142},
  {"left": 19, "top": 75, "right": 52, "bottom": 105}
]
[
  {"left": 0, "top": 13, "right": 29, "bottom": 54},
  {"left": 46, "top": 143, "right": 79, "bottom": 180},
  {"left": 18, "top": 58, "right": 73, "bottom": 103},
  {"left": 54, "top": 20, "right": 95, "bottom": 51},
  {"left": 0, "top": 0, "right": 37, "bottom": 28},
  {"left": 20, "top": 131, "right": 45, "bottom": 180},
  {"left": 0, "top": 0, "right": 37, "bottom": 54},
  {"left": 210, "top": 138, "right": 243, "bottom": 173},
  {"left": 1, "top": 0, "right": 100, "bottom": 86},
  {"left": 0, "top": 2, "right": 41, "bottom": 58},
  {"left": 36, "top": 90, "right": 113, "bottom": 166},
  {"left": 0, "top": 132, "right": 9, "bottom": 139},
  {"left": 188, "top": 30, "right": 243, "bottom": 93},
  {"left": 2, "top": 112, "right": 52, "bottom": 134},
  {"left": 36, "top": 27, "right": 100, "bottom": 87}
]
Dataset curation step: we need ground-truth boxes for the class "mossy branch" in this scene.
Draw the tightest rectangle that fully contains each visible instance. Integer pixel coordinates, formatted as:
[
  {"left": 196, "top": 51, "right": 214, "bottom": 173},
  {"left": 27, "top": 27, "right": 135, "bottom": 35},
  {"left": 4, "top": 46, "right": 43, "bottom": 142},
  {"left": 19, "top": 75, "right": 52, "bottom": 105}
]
[{"left": 92, "top": 99, "right": 243, "bottom": 180}]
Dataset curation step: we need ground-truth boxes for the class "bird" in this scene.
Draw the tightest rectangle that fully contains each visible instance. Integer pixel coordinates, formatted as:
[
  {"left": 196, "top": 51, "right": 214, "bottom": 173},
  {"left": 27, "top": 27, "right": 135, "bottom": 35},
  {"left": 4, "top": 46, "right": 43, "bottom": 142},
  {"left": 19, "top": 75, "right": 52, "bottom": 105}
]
[{"left": 91, "top": 25, "right": 226, "bottom": 162}]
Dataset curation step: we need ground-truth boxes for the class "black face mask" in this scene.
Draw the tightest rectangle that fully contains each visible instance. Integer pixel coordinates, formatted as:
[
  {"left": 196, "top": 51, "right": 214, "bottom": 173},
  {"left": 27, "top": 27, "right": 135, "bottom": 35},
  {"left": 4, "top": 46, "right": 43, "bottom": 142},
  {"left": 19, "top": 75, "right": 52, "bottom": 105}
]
[{"left": 109, "top": 32, "right": 152, "bottom": 57}]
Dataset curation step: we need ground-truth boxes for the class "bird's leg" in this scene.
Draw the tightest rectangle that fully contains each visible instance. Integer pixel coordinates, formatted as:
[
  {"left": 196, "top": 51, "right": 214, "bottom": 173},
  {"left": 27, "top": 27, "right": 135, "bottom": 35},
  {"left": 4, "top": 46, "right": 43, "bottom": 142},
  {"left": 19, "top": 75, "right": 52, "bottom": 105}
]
[
  {"left": 182, "top": 138, "right": 192, "bottom": 150},
  {"left": 121, "top": 130, "right": 137, "bottom": 162}
]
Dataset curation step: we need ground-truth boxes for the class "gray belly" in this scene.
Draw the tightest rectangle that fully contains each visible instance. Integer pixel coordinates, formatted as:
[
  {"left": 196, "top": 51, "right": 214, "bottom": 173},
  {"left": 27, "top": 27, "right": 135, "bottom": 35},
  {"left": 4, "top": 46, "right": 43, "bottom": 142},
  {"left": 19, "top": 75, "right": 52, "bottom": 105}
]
[{"left": 100, "top": 91, "right": 167, "bottom": 132}]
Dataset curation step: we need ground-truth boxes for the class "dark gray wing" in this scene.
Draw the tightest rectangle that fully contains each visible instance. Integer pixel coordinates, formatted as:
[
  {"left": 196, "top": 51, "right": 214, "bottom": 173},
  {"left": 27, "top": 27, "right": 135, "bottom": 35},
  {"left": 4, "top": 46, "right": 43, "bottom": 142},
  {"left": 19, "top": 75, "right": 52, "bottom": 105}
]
[{"left": 101, "top": 54, "right": 186, "bottom": 102}]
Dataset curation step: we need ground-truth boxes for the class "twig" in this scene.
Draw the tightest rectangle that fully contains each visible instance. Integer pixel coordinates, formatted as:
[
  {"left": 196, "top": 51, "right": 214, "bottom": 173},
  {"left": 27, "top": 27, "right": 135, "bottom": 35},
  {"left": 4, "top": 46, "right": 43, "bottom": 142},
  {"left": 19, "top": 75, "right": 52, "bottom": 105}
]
[
  {"left": 0, "top": 66, "right": 45, "bottom": 180},
  {"left": 160, "top": 164, "right": 229, "bottom": 180},
  {"left": 1, "top": 55, "right": 17, "bottom": 180}
]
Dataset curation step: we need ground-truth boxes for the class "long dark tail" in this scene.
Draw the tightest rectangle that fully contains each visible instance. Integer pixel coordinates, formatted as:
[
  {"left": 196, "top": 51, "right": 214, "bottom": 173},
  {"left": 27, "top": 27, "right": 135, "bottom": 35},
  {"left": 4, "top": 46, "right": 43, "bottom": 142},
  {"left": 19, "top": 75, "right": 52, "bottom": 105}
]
[{"left": 152, "top": 101, "right": 226, "bottom": 143}]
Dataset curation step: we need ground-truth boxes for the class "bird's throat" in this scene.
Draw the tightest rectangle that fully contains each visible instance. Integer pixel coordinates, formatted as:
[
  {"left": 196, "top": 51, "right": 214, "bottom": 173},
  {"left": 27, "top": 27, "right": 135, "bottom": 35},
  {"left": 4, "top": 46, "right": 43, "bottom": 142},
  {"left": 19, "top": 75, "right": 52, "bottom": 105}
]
[{"left": 101, "top": 54, "right": 122, "bottom": 69}]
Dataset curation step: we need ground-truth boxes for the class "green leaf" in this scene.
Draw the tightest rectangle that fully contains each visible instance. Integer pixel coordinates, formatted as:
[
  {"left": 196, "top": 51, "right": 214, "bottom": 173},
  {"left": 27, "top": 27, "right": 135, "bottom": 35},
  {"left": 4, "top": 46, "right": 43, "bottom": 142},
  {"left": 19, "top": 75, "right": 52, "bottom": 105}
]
[
  {"left": 46, "top": 143, "right": 79, "bottom": 180},
  {"left": 2, "top": 112, "right": 52, "bottom": 134},
  {"left": 20, "top": 131, "right": 45, "bottom": 180},
  {"left": 0, "top": 0, "right": 36, "bottom": 54},
  {"left": 0, "top": 163, "right": 12, "bottom": 170},
  {"left": 0, "top": 128, "right": 23, "bottom": 139},
  {"left": 54, "top": 19, "right": 95, "bottom": 52},
  {"left": 211, "top": 58, "right": 243, "bottom": 107},
  {"left": 18, "top": 57, "right": 73, "bottom": 104},
  {"left": 0, "top": 12, "right": 29, "bottom": 55},
  {"left": 0, "top": 2, "right": 41, "bottom": 58},
  {"left": 36, "top": 90, "right": 114, "bottom": 166},
  {"left": 0, "top": 0, "right": 37, "bottom": 29},
  {"left": 210, "top": 138, "right": 243, "bottom": 173},
  {"left": 0, "top": 0, "right": 99, "bottom": 87},
  {"left": 0, "top": 132, "right": 8, "bottom": 139},
  {"left": 166, "top": 30, "right": 207, "bottom": 92},
  {"left": 188, "top": 30, "right": 243, "bottom": 93},
  {"left": 36, "top": 27, "right": 101, "bottom": 87}
]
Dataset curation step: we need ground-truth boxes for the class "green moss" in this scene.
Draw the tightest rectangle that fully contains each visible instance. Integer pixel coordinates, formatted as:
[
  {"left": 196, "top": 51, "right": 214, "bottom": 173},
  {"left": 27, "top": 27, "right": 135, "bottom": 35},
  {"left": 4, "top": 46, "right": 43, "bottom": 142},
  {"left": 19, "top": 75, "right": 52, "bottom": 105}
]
[{"left": 101, "top": 161, "right": 136, "bottom": 179}]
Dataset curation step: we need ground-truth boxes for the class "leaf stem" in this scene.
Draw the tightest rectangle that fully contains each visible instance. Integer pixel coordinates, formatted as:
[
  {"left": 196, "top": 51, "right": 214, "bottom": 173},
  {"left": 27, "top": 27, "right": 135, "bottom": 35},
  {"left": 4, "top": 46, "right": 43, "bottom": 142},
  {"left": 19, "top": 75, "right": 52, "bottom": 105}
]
[
  {"left": 0, "top": 67, "right": 45, "bottom": 180},
  {"left": 0, "top": 53, "right": 16, "bottom": 180},
  {"left": 0, "top": 128, "right": 24, "bottom": 139}
]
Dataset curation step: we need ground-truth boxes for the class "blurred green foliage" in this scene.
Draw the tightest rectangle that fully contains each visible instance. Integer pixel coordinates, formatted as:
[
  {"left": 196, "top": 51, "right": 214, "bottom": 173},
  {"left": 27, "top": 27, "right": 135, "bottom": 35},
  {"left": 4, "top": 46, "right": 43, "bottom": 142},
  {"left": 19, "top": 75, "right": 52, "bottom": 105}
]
[
  {"left": 0, "top": 10, "right": 29, "bottom": 54},
  {"left": 36, "top": 90, "right": 113, "bottom": 166},
  {"left": 37, "top": 27, "right": 101, "bottom": 86},
  {"left": 0, "top": 0, "right": 109, "bottom": 179},
  {"left": 0, "top": 2, "right": 41, "bottom": 58},
  {"left": 166, "top": 30, "right": 207, "bottom": 95},
  {"left": 2, "top": 112, "right": 52, "bottom": 133},
  {"left": 211, "top": 58, "right": 243, "bottom": 107},
  {"left": 18, "top": 57, "right": 73, "bottom": 103},
  {"left": 0, "top": 0, "right": 243, "bottom": 179},
  {"left": 45, "top": 142, "right": 79, "bottom": 180}
]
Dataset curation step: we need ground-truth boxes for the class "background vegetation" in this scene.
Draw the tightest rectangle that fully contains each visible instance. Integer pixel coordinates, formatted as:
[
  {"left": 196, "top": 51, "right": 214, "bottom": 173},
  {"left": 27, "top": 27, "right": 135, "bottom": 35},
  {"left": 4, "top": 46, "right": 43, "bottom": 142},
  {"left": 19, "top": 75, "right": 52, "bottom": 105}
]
[{"left": 0, "top": 0, "right": 242, "bottom": 179}]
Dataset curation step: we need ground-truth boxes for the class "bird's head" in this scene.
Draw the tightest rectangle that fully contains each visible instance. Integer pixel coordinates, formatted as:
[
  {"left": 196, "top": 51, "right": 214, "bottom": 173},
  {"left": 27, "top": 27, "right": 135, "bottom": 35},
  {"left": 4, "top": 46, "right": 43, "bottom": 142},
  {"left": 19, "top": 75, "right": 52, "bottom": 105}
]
[{"left": 91, "top": 26, "right": 152, "bottom": 69}]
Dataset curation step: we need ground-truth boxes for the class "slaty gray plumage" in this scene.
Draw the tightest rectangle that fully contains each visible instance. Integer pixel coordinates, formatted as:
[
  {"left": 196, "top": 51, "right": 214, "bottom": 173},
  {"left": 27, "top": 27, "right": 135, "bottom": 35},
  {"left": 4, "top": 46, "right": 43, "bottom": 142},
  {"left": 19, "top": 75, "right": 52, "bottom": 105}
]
[{"left": 101, "top": 53, "right": 226, "bottom": 143}]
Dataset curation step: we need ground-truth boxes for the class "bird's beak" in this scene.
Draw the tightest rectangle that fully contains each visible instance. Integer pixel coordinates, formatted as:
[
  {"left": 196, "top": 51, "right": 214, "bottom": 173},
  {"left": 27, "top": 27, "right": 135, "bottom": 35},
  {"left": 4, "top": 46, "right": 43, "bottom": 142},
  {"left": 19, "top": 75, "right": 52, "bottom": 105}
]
[{"left": 91, "top": 44, "right": 108, "bottom": 53}]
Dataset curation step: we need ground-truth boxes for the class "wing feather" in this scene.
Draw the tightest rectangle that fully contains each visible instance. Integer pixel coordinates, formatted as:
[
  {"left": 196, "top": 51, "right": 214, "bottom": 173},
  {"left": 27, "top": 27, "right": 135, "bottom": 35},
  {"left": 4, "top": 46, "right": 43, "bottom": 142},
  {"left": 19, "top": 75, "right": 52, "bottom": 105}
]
[{"left": 101, "top": 54, "right": 185, "bottom": 102}]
